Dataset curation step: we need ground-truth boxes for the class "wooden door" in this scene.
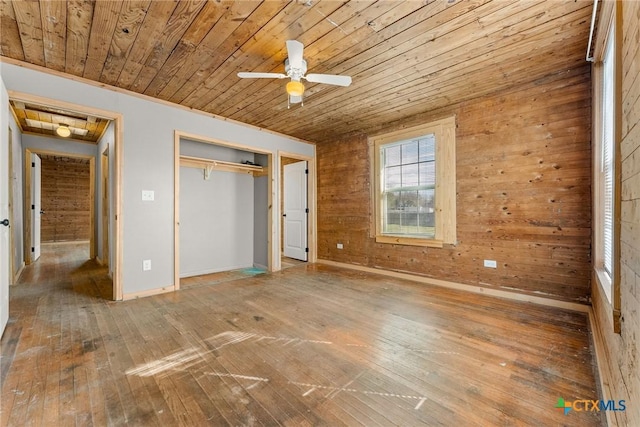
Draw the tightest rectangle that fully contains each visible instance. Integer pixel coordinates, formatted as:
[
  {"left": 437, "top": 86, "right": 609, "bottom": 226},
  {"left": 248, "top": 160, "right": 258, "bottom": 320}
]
[{"left": 283, "top": 161, "right": 308, "bottom": 261}]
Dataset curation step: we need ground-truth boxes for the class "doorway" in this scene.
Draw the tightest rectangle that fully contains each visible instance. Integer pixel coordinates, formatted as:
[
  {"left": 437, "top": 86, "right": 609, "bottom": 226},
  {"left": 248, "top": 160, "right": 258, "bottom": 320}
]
[
  {"left": 9, "top": 92, "right": 123, "bottom": 300},
  {"left": 283, "top": 160, "right": 308, "bottom": 262},
  {"left": 24, "top": 149, "right": 95, "bottom": 263},
  {"left": 279, "top": 151, "right": 316, "bottom": 269}
]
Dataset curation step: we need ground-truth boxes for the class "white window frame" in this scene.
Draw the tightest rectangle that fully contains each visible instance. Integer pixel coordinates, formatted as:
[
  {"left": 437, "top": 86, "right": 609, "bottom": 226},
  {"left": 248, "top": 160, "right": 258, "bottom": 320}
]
[
  {"left": 593, "top": 22, "right": 616, "bottom": 304},
  {"left": 592, "top": 0, "right": 621, "bottom": 331},
  {"left": 371, "top": 117, "right": 456, "bottom": 248}
]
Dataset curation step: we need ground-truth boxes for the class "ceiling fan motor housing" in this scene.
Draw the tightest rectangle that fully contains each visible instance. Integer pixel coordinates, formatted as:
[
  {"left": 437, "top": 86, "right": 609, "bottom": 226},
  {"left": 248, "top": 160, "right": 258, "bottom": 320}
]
[{"left": 284, "top": 58, "right": 307, "bottom": 81}]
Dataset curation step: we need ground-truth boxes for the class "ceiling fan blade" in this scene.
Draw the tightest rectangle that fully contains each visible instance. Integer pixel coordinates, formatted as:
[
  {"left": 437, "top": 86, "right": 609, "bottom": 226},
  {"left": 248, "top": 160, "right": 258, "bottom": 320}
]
[
  {"left": 237, "top": 72, "right": 287, "bottom": 79},
  {"left": 286, "top": 40, "right": 304, "bottom": 68},
  {"left": 304, "top": 74, "right": 352, "bottom": 87}
]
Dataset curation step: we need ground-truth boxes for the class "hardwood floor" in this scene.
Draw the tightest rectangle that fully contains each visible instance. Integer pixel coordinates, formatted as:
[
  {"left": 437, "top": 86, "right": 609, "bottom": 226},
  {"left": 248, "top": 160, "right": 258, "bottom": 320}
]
[{"left": 1, "top": 243, "right": 602, "bottom": 426}]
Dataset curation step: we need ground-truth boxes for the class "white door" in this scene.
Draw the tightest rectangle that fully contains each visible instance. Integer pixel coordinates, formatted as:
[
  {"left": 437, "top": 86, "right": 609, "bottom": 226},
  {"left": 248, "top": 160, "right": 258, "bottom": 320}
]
[
  {"left": 1, "top": 123, "right": 10, "bottom": 335},
  {"left": 31, "top": 153, "right": 42, "bottom": 262},
  {"left": 283, "top": 161, "right": 308, "bottom": 261}
]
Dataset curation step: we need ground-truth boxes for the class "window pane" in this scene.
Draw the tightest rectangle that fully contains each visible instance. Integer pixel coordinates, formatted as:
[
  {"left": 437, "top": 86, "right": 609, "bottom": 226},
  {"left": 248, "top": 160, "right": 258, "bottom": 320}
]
[
  {"left": 418, "top": 189, "right": 436, "bottom": 228},
  {"left": 402, "top": 141, "right": 419, "bottom": 164},
  {"left": 382, "top": 191, "right": 400, "bottom": 231},
  {"left": 401, "top": 163, "right": 419, "bottom": 187},
  {"left": 383, "top": 190, "right": 425, "bottom": 235},
  {"left": 385, "top": 166, "right": 401, "bottom": 190},
  {"left": 419, "top": 135, "right": 436, "bottom": 162},
  {"left": 419, "top": 161, "right": 435, "bottom": 186},
  {"left": 384, "top": 145, "right": 401, "bottom": 167}
]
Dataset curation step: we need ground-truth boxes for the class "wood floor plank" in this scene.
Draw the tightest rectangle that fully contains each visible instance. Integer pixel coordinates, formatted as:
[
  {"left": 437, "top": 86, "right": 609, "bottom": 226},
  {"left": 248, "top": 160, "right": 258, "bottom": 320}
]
[{"left": 0, "top": 242, "right": 603, "bottom": 426}]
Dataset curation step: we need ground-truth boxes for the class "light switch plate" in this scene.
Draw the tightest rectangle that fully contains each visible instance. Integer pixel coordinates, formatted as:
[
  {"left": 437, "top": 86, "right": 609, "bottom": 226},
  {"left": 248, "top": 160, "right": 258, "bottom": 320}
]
[{"left": 142, "top": 190, "right": 154, "bottom": 201}]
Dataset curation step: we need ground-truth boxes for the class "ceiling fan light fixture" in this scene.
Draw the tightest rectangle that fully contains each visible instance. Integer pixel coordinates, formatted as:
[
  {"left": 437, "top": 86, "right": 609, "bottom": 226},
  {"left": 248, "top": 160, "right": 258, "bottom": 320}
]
[
  {"left": 56, "top": 124, "right": 71, "bottom": 137},
  {"left": 286, "top": 80, "right": 305, "bottom": 97}
]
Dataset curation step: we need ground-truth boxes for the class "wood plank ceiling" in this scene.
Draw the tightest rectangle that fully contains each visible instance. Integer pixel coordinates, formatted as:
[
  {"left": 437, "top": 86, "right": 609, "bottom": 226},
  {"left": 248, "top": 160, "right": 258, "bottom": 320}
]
[
  {"left": 9, "top": 100, "right": 110, "bottom": 144},
  {"left": 0, "top": 0, "right": 594, "bottom": 144}
]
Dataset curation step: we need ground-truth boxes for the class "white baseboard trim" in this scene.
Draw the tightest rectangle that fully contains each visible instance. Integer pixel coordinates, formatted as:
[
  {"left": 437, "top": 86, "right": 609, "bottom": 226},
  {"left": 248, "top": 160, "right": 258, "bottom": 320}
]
[{"left": 316, "top": 259, "right": 590, "bottom": 313}]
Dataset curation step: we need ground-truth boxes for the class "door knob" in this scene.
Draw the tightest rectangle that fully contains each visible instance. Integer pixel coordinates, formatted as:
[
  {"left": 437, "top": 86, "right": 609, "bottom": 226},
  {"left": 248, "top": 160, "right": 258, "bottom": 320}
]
[{"left": 1, "top": 219, "right": 9, "bottom": 227}]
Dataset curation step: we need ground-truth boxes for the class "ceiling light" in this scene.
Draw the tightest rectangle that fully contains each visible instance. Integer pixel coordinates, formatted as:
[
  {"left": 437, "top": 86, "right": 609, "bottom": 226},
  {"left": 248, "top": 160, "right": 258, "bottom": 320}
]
[
  {"left": 286, "top": 80, "right": 305, "bottom": 97},
  {"left": 56, "top": 124, "right": 71, "bottom": 137}
]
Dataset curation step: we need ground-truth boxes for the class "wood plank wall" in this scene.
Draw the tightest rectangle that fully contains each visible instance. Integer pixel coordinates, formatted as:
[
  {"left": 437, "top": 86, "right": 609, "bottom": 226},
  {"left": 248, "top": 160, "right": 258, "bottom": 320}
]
[
  {"left": 592, "top": 1, "right": 640, "bottom": 425},
  {"left": 40, "top": 156, "right": 91, "bottom": 242},
  {"left": 317, "top": 64, "right": 592, "bottom": 304}
]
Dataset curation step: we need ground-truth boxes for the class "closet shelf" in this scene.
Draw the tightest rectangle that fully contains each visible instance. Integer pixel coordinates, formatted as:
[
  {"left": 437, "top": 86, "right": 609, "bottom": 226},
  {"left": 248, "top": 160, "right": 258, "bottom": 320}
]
[{"left": 180, "top": 155, "right": 264, "bottom": 177}]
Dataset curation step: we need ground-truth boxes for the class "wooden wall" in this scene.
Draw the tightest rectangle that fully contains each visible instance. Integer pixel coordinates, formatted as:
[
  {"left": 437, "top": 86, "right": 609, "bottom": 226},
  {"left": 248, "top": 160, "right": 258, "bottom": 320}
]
[
  {"left": 317, "top": 65, "right": 592, "bottom": 304},
  {"left": 592, "top": 1, "right": 640, "bottom": 425},
  {"left": 40, "top": 155, "right": 91, "bottom": 242}
]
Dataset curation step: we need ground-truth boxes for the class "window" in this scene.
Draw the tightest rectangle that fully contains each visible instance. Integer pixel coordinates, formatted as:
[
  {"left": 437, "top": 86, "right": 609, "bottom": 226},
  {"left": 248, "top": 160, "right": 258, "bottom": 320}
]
[
  {"left": 594, "top": 9, "right": 618, "bottom": 305},
  {"left": 372, "top": 117, "right": 456, "bottom": 247},
  {"left": 601, "top": 31, "right": 614, "bottom": 282}
]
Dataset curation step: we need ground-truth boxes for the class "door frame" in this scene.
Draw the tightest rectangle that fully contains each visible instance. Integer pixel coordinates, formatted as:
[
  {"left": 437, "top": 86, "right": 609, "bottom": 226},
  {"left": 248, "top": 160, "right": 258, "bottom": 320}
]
[
  {"left": 278, "top": 150, "right": 316, "bottom": 270},
  {"left": 282, "top": 160, "right": 308, "bottom": 262},
  {"left": 24, "top": 149, "right": 95, "bottom": 262},
  {"left": 10, "top": 91, "right": 124, "bottom": 300},
  {"left": 7, "top": 126, "right": 16, "bottom": 283},
  {"left": 101, "top": 146, "right": 109, "bottom": 269},
  {"left": 28, "top": 151, "right": 43, "bottom": 262}
]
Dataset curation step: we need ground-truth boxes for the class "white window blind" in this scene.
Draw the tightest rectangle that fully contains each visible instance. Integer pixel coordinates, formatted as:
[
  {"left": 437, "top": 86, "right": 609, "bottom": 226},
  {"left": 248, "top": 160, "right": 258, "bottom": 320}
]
[{"left": 602, "top": 33, "right": 614, "bottom": 278}]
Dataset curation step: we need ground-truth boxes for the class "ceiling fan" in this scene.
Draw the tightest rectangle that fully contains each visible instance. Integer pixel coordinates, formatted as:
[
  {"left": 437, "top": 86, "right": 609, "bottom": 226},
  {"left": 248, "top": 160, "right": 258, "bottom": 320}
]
[{"left": 237, "top": 40, "right": 352, "bottom": 107}]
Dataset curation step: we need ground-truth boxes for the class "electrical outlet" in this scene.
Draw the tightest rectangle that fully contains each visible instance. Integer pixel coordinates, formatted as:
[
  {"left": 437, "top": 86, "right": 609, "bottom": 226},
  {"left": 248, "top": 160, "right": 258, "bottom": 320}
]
[
  {"left": 483, "top": 259, "right": 497, "bottom": 268},
  {"left": 143, "top": 259, "right": 151, "bottom": 271},
  {"left": 142, "top": 190, "right": 154, "bottom": 201},
  {"left": 337, "top": 243, "right": 344, "bottom": 249}
]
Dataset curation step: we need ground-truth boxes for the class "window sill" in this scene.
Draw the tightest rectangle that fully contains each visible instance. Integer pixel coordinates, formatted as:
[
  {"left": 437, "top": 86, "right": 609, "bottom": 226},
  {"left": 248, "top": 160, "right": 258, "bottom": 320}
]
[
  {"left": 376, "top": 235, "right": 444, "bottom": 248},
  {"left": 594, "top": 267, "right": 613, "bottom": 305}
]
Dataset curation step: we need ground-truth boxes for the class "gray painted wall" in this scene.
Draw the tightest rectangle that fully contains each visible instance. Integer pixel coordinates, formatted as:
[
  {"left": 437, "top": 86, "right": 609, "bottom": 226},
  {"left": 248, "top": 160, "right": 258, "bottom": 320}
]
[
  {"left": 179, "top": 166, "right": 254, "bottom": 277},
  {"left": 22, "top": 134, "right": 98, "bottom": 157},
  {"left": 181, "top": 138, "right": 256, "bottom": 163},
  {"left": 179, "top": 141, "right": 265, "bottom": 277},
  {"left": 1, "top": 64, "right": 314, "bottom": 296}
]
